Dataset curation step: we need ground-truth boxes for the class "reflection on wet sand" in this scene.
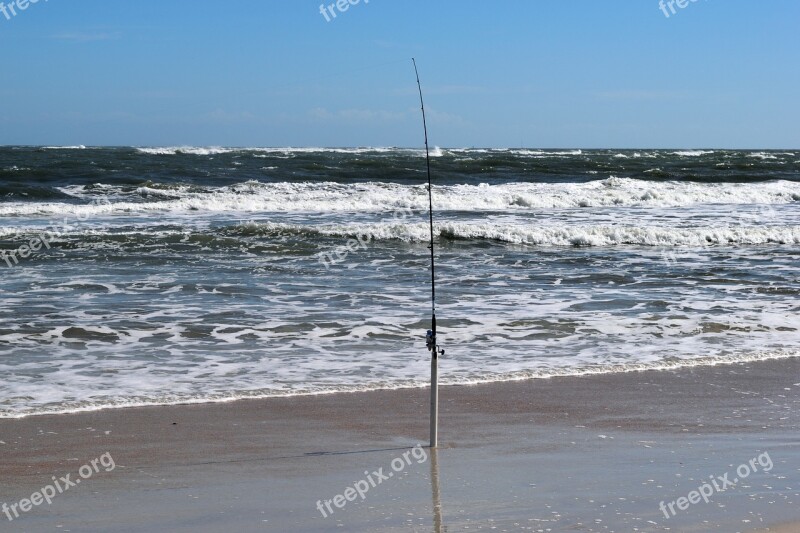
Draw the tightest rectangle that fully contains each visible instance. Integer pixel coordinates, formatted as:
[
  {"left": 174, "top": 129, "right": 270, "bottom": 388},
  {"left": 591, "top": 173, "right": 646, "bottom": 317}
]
[{"left": 430, "top": 448, "right": 445, "bottom": 532}]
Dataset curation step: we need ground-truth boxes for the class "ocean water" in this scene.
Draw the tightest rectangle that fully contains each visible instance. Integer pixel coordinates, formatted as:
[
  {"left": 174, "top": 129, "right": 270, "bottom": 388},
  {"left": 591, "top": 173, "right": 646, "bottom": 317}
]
[{"left": 1, "top": 146, "right": 798, "bottom": 418}]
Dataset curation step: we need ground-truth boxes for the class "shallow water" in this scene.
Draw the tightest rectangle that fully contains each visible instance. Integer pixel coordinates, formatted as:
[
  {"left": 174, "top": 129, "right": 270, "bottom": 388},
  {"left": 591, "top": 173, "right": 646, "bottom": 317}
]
[{"left": 1, "top": 147, "right": 798, "bottom": 417}]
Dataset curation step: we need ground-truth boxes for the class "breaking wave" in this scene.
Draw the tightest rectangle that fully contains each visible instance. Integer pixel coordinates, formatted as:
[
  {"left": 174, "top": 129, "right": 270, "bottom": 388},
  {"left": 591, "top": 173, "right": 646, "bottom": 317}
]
[{"left": 0, "top": 178, "right": 797, "bottom": 217}]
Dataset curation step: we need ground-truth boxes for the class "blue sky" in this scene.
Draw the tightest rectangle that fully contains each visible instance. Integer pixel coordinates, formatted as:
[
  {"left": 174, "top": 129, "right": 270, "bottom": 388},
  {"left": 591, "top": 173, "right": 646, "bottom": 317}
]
[{"left": 1, "top": 0, "right": 798, "bottom": 148}]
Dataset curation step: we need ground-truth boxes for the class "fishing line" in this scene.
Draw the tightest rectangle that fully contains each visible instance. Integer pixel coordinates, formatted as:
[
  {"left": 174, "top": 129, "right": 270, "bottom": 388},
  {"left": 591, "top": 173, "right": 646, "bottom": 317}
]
[{"left": 413, "top": 58, "right": 444, "bottom": 448}]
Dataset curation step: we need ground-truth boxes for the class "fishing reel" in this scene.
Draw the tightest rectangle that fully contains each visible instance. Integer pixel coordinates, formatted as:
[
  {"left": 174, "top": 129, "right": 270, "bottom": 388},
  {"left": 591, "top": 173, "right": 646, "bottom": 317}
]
[{"left": 425, "top": 330, "right": 445, "bottom": 357}]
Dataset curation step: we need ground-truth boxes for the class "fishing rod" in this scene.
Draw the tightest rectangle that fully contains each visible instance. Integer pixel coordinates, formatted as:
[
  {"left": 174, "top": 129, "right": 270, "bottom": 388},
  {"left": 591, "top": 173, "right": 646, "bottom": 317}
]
[{"left": 412, "top": 58, "right": 444, "bottom": 448}]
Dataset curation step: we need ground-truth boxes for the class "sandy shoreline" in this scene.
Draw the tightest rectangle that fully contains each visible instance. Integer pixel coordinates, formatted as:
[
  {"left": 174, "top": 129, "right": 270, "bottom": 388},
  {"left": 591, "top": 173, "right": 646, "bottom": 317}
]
[{"left": 1, "top": 357, "right": 799, "bottom": 532}]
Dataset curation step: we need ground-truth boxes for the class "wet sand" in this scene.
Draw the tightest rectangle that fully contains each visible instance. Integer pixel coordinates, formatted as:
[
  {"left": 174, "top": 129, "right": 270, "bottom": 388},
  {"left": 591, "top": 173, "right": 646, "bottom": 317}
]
[
  {"left": 751, "top": 525, "right": 800, "bottom": 533},
  {"left": 1, "top": 357, "right": 799, "bottom": 532}
]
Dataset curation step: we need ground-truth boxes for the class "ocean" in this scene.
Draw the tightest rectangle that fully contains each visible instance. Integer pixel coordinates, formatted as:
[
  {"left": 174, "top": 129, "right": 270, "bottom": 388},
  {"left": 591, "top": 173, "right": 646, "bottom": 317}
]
[{"left": 1, "top": 146, "right": 798, "bottom": 418}]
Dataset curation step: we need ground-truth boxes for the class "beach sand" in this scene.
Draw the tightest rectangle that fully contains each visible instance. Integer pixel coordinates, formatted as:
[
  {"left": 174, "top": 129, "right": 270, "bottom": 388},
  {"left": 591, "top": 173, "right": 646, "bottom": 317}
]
[
  {"left": 751, "top": 526, "right": 800, "bottom": 533},
  {"left": 1, "top": 357, "right": 799, "bottom": 532}
]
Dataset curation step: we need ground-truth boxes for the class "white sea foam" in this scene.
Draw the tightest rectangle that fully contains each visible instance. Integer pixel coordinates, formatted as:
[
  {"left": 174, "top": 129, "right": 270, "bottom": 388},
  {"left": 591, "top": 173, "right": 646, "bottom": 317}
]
[
  {"left": 749, "top": 152, "right": 779, "bottom": 160},
  {"left": 436, "top": 222, "right": 800, "bottom": 246},
  {"left": 135, "top": 146, "right": 401, "bottom": 156},
  {"left": 136, "top": 146, "right": 237, "bottom": 156},
  {"left": 1, "top": 178, "right": 796, "bottom": 218},
  {"left": 511, "top": 149, "right": 583, "bottom": 157},
  {"left": 2, "top": 229, "right": 797, "bottom": 418},
  {"left": 248, "top": 220, "right": 800, "bottom": 247},
  {"left": 2, "top": 347, "right": 797, "bottom": 419},
  {"left": 42, "top": 145, "right": 87, "bottom": 150},
  {"left": 3, "top": 217, "right": 797, "bottom": 248},
  {"left": 673, "top": 150, "right": 715, "bottom": 157},
  {"left": 132, "top": 146, "right": 595, "bottom": 158}
]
